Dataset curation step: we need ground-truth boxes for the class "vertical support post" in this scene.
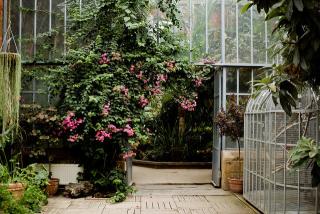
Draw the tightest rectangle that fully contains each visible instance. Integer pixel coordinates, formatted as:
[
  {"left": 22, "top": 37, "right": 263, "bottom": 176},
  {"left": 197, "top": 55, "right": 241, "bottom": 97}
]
[
  {"left": 250, "top": 7, "right": 253, "bottom": 64},
  {"left": 64, "top": 0, "right": 67, "bottom": 57},
  {"left": 236, "top": 1, "right": 239, "bottom": 63},
  {"left": 33, "top": 0, "right": 37, "bottom": 58},
  {"left": 189, "top": 0, "right": 192, "bottom": 62},
  {"left": 221, "top": 0, "right": 225, "bottom": 64},
  {"left": 2, "top": 0, "right": 8, "bottom": 51},
  {"left": 205, "top": 0, "right": 208, "bottom": 54},
  {"left": 19, "top": 0, "right": 22, "bottom": 53}
]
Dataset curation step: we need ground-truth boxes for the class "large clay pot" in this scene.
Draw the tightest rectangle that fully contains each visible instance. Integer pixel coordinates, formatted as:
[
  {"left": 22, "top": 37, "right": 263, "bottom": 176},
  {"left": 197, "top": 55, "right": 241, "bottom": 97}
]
[
  {"left": 46, "top": 178, "right": 59, "bottom": 196},
  {"left": 8, "top": 182, "right": 24, "bottom": 200},
  {"left": 228, "top": 178, "right": 243, "bottom": 193}
]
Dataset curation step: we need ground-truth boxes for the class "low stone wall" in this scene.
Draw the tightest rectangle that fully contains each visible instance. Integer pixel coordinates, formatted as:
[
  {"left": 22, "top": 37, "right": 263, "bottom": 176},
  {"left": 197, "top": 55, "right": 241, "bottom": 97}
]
[
  {"left": 133, "top": 159, "right": 212, "bottom": 169},
  {"left": 221, "top": 150, "right": 243, "bottom": 191}
]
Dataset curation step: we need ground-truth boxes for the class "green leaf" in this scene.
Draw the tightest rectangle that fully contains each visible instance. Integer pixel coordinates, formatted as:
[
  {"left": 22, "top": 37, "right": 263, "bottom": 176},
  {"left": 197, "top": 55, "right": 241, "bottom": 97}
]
[
  {"left": 241, "top": 2, "right": 254, "bottom": 14},
  {"left": 293, "top": 0, "right": 304, "bottom": 11}
]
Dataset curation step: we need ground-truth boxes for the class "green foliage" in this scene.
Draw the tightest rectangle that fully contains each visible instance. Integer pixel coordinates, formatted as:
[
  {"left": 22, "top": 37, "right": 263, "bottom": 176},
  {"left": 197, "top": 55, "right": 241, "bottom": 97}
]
[
  {"left": 108, "top": 169, "right": 136, "bottom": 203},
  {"left": 243, "top": 0, "right": 320, "bottom": 114},
  {"left": 20, "top": 185, "right": 48, "bottom": 213},
  {"left": 0, "top": 164, "right": 48, "bottom": 213},
  {"left": 288, "top": 137, "right": 320, "bottom": 169}
]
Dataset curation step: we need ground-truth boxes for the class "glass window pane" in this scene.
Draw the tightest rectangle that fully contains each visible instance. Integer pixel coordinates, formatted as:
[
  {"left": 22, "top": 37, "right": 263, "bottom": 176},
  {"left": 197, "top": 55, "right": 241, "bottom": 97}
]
[
  {"left": 192, "top": 0, "right": 206, "bottom": 62},
  {"left": 36, "top": 0, "right": 50, "bottom": 61},
  {"left": 225, "top": 0, "right": 236, "bottom": 63},
  {"left": 226, "top": 67, "right": 237, "bottom": 93},
  {"left": 35, "top": 93, "right": 49, "bottom": 106},
  {"left": 239, "top": 67, "right": 251, "bottom": 93},
  {"left": 10, "top": 1, "right": 20, "bottom": 53},
  {"left": 177, "top": 0, "right": 191, "bottom": 60},
  {"left": 52, "top": 0, "right": 65, "bottom": 59},
  {"left": 252, "top": 9, "right": 265, "bottom": 64},
  {"left": 21, "top": 93, "right": 33, "bottom": 104},
  {"left": 208, "top": 0, "right": 221, "bottom": 62},
  {"left": 238, "top": 1, "right": 251, "bottom": 63},
  {"left": 21, "top": 0, "right": 35, "bottom": 61}
]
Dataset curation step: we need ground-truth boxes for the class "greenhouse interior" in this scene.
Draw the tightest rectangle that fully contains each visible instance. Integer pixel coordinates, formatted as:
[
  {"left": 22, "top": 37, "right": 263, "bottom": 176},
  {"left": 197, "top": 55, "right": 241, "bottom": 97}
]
[{"left": 0, "top": 0, "right": 320, "bottom": 213}]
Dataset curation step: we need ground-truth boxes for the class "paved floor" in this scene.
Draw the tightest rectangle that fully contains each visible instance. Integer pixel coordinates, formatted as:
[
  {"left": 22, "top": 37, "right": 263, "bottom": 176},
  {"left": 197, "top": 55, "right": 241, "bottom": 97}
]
[
  {"left": 132, "top": 166, "right": 212, "bottom": 184},
  {"left": 42, "top": 167, "right": 257, "bottom": 214},
  {"left": 42, "top": 184, "right": 257, "bottom": 214}
]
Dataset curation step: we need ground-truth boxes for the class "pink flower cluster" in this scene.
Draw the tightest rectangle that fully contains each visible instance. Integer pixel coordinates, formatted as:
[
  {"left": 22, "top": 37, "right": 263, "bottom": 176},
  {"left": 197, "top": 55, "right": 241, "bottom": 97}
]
[
  {"left": 194, "top": 78, "right": 203, "bottom": 87},
  {"left": 99, "top": 53, "right": 110, "bottom": 65},
  {"left": 108, "top": 124, "right": 122, "bottom": 133},
  {"left": 179, "top": 97, "right": 197, "bottom": 111},
  {"left": 136, "top": 71, "right": 143, "bottom": 80},
  {"left": 95, "top": 130, "right": 112, "bottom": 142},
  {"left": 62, "top": 112, "right": 83, "bottom": 131},
  {"left": 120, "top": 86, "right": 129, "bottom": 97},
  {"left": 166, "top": 61, "right": 175, "bottom": 71},
  {"left": 122, "top": 151, "right": 136, "bottom": 160},
  {"left": 151, "top": 87, "right": 162, "bottom": 95},
  {"left": 102, "top": 103, "right": 111, "bottom": 116},
  {"left": 68, "top": 134, "right": 79, "bottom": 143},
  {"left": 123, "top": 124, "right": 134, "bottom": 137},
  {"left": 139, "top": 96, "right": 149, "bottom": 108}
]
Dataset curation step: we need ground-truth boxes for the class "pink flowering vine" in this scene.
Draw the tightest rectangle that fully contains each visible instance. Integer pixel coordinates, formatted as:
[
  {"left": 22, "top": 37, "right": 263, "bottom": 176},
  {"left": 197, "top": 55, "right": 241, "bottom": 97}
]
[
  {"left": 151, "top": 87, "right": 162, "bottom": 95},
  {"left": 139, "top": 95, "right": 149, "bottom": 108},
  {"left": 99, "top": 53, "right": 110, "bottom": 65},
  {"left": 62, "top": 111, "right": 84, "bottom": 131},
  {"left": 68, "top": 134, "right": 79, "bottom": 143},
  {"left": 157, "top": 74, "right": 168, "bottom": 83},
  {"left": 123, "top": 124, "right": 134, "bottom": 137},
  {"left": 136, "top": 71, "right": 143, "bottom": 80},
  {"left": 194, "top": 78, "right": 203, "bottom": 87},
  {"left": 95, "top": 130, "right": 112, "bottom": 142},
  {"left": 122, "top": 151, "right": 136, "bottom": 160},
  {"left": 179, "top": 96, "right": 197, "bottom": 111},
  {"left": 102, "top": 103, "right": 111, "bottom": 116},
  {"left": 108, "top": 124, "right": 122, "bottom": 133},
  {"left": 120, "top": 86, "right": 129, "bottom": 97}
]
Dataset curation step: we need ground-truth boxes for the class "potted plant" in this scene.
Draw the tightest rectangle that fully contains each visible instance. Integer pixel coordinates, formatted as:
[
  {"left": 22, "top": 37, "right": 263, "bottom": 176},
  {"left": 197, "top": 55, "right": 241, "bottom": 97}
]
[
  {"left": 214, "top": 95, "right": 245, "bottom": 193},
  {"left": 0, "top": 164, "right": 25, "bottom": 200}
]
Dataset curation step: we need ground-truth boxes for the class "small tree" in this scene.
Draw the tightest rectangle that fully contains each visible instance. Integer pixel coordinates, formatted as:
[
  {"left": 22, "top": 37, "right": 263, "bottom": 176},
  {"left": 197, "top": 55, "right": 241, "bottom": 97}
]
[{"left": 214, "top": 95, "right": 244, "bottom": 179}]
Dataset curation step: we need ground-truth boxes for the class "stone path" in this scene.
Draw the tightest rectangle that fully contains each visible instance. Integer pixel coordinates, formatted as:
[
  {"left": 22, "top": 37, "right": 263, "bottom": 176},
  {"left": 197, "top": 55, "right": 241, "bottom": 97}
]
[
  {"left": 132, "top": 166, "right": 212, "bottom": 185},
  {"left": 42, "top": 184, "right": 258, "bottom": 214}
]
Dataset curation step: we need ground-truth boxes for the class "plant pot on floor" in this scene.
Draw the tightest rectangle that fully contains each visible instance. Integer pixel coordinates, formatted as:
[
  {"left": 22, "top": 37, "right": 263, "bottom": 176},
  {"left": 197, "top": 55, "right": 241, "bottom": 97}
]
[
  {"left": 47, "top": 178, "right": 59, "bottom": 196},
  {"left": 7, "top": 182, "right": 25, "bottom": 200},
  {"left": 228, "top": 178, "right": 243, "bottom": 193}
]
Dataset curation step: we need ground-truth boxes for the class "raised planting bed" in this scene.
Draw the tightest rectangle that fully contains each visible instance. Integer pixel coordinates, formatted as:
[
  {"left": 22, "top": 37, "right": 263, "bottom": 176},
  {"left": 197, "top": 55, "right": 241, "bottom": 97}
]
[{"left": 133, "top": 159, "right": 211, "bottom": 169}]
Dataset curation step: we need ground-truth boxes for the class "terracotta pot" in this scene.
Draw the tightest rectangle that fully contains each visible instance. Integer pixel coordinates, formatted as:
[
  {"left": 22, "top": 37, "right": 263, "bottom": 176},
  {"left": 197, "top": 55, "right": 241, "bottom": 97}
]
[
  {"left": 7, "top": 182, "right": 24, "bottom": 200},
  {"left": 228, "top": 178, "right": 243, "bottom": 193},
  {"left": 46, "top": 178, "right": 59, "bottom": 196}
]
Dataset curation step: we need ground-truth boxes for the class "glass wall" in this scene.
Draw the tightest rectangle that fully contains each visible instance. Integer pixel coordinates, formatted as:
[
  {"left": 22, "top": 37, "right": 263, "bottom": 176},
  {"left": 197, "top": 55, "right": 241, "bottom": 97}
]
[{"left": 178, "top": 0, "right": 271, "bottom": 65}]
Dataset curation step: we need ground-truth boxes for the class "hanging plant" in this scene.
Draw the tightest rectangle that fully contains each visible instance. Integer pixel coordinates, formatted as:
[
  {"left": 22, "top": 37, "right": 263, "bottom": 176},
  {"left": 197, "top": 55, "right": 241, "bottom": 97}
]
[{"left": 0, "top": 52, "right": 21, "bottom": 163}]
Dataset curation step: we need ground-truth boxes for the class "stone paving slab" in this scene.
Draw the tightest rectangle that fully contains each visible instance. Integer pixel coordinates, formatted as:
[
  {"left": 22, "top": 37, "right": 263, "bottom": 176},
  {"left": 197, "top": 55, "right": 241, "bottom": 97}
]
[{"left": 42, "top": 185, "right": 258, "bottom": 214}]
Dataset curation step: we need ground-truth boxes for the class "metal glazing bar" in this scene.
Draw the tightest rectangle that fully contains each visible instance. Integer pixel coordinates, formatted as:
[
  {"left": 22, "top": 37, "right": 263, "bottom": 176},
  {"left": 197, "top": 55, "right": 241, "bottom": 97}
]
[
  {"left": 298, "top": 112, "right": 301, "bottom": 213},
  {"left": 221, "top": 0, "right": 225, "bottom": 63},
  {"left": 49, "top": 0, "right": 52, "bottom": 61},
  {"left": 250, "top": 7, "right": 253, "bottom": 64},
  {"left": 205, "top": 0, "right": 208, "bottom": 54},
  {"left": 34, "top": 0, "right": 37, "bottom": 58},
  {"left": 64, "top": 0, "right": 67, "bottom": 57},
  {"left": 264, "top": 18, "right": 268, "bottom": 64},
  {"left": 236, "top": 68, "right": 239, "bottom": 104},
  {"left": 189, "top": 0, "right": 192, "bottom": 62},
  {"left": 19, "top": 0, "right": 22, "bottom": 53},
  {"left": 236, "top": 2, "right": 239, "bottom": 63},
  {"left": 284, "top": 113, "right": 287, "bottom": 213},
  {"left": 79, "top": 0, "right": 82, "bottom": 15}
]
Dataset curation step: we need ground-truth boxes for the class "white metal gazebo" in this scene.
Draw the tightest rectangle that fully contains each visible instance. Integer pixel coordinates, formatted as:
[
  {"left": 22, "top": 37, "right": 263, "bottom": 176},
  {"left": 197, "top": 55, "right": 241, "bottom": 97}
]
[{"left": 244, "top": 90, "right": 320, "bottom": 213}]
